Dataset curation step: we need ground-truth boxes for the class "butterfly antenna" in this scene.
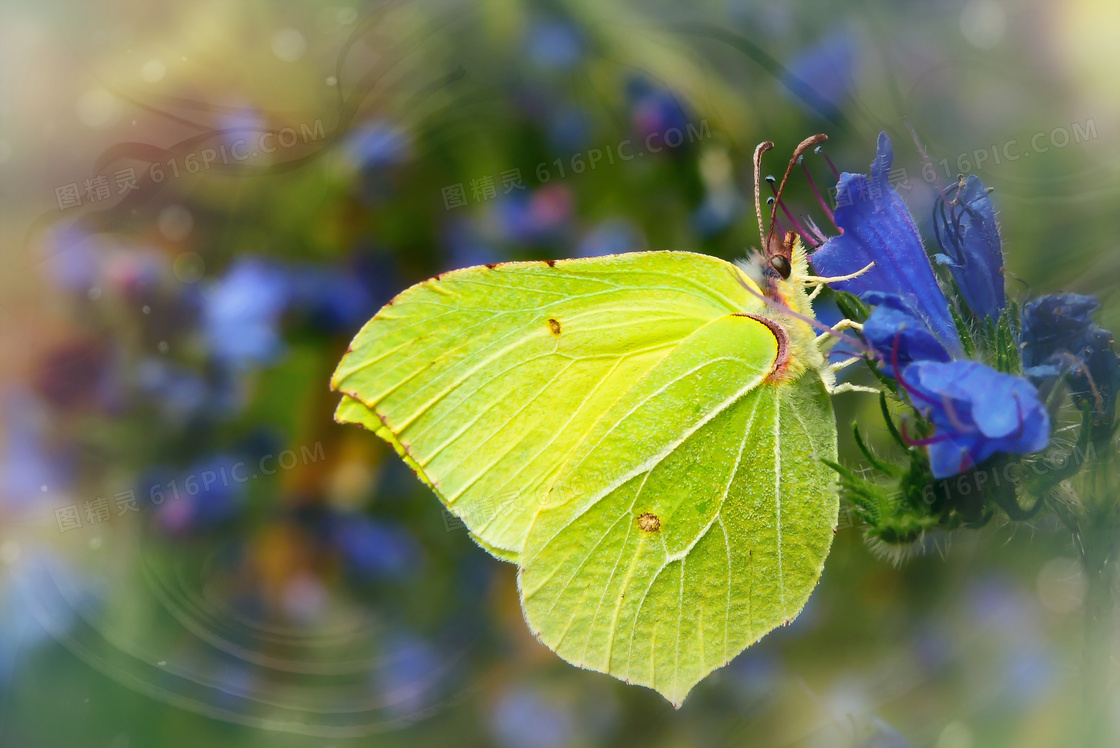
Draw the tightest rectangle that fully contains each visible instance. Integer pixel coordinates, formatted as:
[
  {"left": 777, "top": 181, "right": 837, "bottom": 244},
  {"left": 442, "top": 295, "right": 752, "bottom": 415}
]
[
  {"left": 768, "top": 134, "right": 829, "bottom": 245},
  {"left": 753, "top": 140, "right": 775, "bottom": 246}
]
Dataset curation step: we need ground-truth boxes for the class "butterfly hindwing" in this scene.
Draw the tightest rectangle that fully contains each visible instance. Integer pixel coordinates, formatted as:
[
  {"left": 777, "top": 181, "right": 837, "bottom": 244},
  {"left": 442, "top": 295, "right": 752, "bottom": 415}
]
[{"left": 518, "top": 313, "right": 837, "bottom": 705}]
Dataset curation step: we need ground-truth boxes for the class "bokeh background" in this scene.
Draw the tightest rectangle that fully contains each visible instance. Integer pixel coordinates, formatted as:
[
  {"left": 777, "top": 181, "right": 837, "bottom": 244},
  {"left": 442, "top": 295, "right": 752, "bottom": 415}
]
[{"left": 1, "top": 0, "right": 1118, "bottom": 746}]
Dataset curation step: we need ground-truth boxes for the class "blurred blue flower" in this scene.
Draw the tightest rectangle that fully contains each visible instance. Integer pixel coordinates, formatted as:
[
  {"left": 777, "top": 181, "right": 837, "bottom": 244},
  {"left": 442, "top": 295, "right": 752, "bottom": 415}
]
[
  {"left": 784, "top": 30, "right": 858, "bottom": 118},
  {"left": 525, "top": 18, "right": 584, "bottom": 71},
  {"left": 0, "top": 390, "right": 74, "bottom": 512},
  {"left": 491, "top": 186, "right": 573, "bottom": 246},
  {"left": 933, "top": 175, "right": 1005, "bottom": 320},
  {"left": 152, "top": 455, "right": 248, "bottom": 534},
  {"left": 691, "top": 189, "right": 745, "bottom": 238},
  {"left": 373, "top": 632, "right": 443, "bottom": 716},
  {"left": 626, "top": 76, "right": 691, "bottom": 146},
  {"left": 576, "top": 220, "right": 640, "bottom": 258},
  {"left": 334, "top": 514, "right": 420, "bottom": 580},
  {"left": 727, "top": 648, "right": 782, "bottom": 703},
  {"left": 909, "top": 622, "right": 953, "bottom": 676},
  {"left": 966, "top": 573, "right": 1036, "bottom": 632},
  {"left": 491, "top": 687, "right": 575, "bottom": 748},
  {"left": 135, "top": 357, "right": 213, "bottom": 419},
  {"left": 202, "top": 257, "right": 292, "bottom": 369},
  {"left": 862, "top": 292, "right": 953, "bottom": 376},
  {"left": 812, "top": 132, "right": 961, "bottom": 351},
  {"left": 344, "top": 121, "right": 412, "bottom": 204},
  {"left": 1001, "top": 646, "right": 1057, "bottom": 706},
  {"left": 42, "top": 226, "right": 100, "bottom": 292},
  {"left": 443, "top": 217, "right": 509, "bottom": 269},
  {"left": 288, "top": 263, "right": 381, "bottom": 335},
  {"left": 1020, "top": 293, "right": 1120, "bottom": 419},
  {"left": 904, "top": 361, "right": 1050, "bottom": 478},
  {"left": 104, "top": 246, "right": 168, "bottom": 297},
  {"left": 547, "top": 106, "right": 592, "bottom": 154},
  {"left": 218, "top": 105, "right": 266, "bottom": 152},
  {"left": 211, "top": 661, "right": 258, "bottom": 712},
  {"left": 344, "top": 120, "right": 411, "bottom": 170}
]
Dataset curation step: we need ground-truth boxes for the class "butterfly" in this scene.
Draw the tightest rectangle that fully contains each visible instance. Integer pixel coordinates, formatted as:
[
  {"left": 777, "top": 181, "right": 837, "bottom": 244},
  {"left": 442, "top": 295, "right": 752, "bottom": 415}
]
[{"left": 331, "top": 134, "right": 866, "bottom": 705}]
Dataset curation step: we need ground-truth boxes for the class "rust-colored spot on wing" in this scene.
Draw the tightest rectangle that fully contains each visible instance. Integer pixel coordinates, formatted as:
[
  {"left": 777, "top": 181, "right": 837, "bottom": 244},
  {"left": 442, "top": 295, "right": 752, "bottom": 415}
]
[
  {"left": 485, "top": 263, "right": 497, "bottom": 270},
  {"left": 547, "top": 318, "right": 561, "bottom": 336},
  {"left": 732, "top": 313, "right": 791, "bottom": 382},
  {"left": 545, "top": 259, "right": 557, "bottom": 267},
  {"left": 637, "top": 512, "right": 661, "bottom": 533}
]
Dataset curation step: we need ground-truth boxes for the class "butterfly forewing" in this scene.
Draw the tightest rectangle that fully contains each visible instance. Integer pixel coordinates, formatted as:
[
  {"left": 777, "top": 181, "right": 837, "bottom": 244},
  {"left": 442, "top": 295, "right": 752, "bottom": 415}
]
[{"left": 331, "top": 251, "right": 764, "bottom": 559}]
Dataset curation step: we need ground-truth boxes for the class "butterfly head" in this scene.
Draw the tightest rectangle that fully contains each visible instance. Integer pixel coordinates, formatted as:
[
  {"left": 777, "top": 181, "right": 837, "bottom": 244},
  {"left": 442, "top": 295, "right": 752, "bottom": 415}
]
[{"left": 741, "top": 136, "right": 831, "bottom": 379}]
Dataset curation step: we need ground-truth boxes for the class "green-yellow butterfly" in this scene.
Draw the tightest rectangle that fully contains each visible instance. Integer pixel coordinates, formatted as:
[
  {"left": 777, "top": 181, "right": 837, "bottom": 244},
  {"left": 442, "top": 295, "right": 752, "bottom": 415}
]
[{"left": 332, "top": 135, "right": 854, "bottom": 705}]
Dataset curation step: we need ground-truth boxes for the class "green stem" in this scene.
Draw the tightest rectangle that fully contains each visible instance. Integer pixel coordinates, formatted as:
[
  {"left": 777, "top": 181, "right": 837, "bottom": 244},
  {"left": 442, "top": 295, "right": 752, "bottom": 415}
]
[{"left": 1078, "top": 467, "right": 1119, "bottom": 747}]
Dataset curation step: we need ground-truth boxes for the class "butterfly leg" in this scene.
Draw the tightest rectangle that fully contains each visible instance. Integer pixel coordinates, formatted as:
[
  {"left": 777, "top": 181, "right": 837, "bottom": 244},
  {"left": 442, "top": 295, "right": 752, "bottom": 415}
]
[
  {"left": 820, "top": 356, "right": 879, "bottom": 396},
  {"left": 803, "top": 261, "right": 876, "bottom": 301},
  {"left": 803, "top": 261, "right": 876, "bottom": 286},
  {"left": 815, "top": 319, "right": 863, "bottom": 345}
]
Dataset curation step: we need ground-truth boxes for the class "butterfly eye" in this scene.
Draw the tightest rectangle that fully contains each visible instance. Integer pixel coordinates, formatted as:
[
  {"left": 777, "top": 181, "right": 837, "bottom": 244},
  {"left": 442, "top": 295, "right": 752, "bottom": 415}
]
[{"left": 769, "top": 255, "right": 792, "bottom": 280}]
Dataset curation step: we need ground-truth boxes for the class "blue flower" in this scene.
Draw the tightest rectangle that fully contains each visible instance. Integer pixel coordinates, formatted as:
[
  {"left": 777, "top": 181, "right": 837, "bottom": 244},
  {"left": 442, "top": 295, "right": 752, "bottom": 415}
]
[
  {"left": 333, "top": 515, "right": 420, "bottom": 580},
  {"left": 442, "top": 217, "right": 507, "bottom": 270},
  {"left": 0, "top": 390, "right": 74, "bottom": 512},
  {"left": 933, "top": 175, "right": 1004, "bottom": 320},
  {"left": 373, "top": 632, "right": 443, "bottom": 716},
  {"left": 625, "top": 77, "right": 691, "bottom": 146},
  {"left": 576, "top": 220, "right": 641, "bottom": 258},
  {"left": 811, "top": 132, "right": 961, "bottom": 351},
  {"left": 691, "top": 189, "right": 745, "bottom": 238},
  {"left": 524, "top": 18, "right": 584, "bottom": 71},
  {"left": 1021, "top": 293, "right": 1101, "bottom": 373},
  {"left": 202, "top": 258, "right": 292, "bottom": 369},
  {"left": 904, "top": 361, "right": 1050, "bottom": 478},
  {"left": 1021, "top": 293, "right": 1120, "bottom": 418},
  {"left": 493, "top": 186, "right": 573, "bottom": 245},
  {"left": 287, "top": 253, "right": 395, "bottom": 334},
  {"left": 547, "top": 105, "right": 592, "bottom": 154},
  {"left": 151, "top": 455, "right": 248, "bottom": 534},
  {"left": 491, "top": 687, "right": 575, "bottom": 748},
  {"left": 783, "top": 30, "right": 858, "bottom": 118},
  {"left": 136, "top": 357, "right": 212, "bottom": 419},
  {"left": 344, "top": 120, "right": 411, "bottom": 170},
  {"left": 43, "top": 226, "right": 100, "bottom": 292},
  {"left": 862, "top": 293, "right": 953, "bottom": 376}
]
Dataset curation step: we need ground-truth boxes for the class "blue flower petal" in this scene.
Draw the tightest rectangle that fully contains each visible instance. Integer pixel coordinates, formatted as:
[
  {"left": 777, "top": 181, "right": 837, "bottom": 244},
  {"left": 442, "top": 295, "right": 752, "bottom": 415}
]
[
  {"left": 1021, "top": 293, "right": 1100, "bottom": 369},
  {"left": 905, "top": 361, "right": 1050, "bottom": 478},
  {"left": 811, "top": 132, "right": 961, "bottom": 351},
  {"left": 862, "top": 292, "right": 953, "bottom": 376},
  {"left": 782, "top": 31, "right": 858, "bottom": 118},
  {"left": 1021, "top": 293, "right": 1120, "bottom": 418},
  {"left": 934, "top": 175, "right": 1004, "bottom": 320}
]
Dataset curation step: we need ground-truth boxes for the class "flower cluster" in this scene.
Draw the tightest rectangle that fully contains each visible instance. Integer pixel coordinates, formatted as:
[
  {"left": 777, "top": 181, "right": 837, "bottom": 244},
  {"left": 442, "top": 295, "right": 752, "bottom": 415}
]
[{"left": 797, "top": 132, "right": 1120, "bottom": 557}]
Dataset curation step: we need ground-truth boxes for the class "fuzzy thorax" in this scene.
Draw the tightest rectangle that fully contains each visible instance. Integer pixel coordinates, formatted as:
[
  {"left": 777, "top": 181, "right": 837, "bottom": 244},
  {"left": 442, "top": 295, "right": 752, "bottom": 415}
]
[{"left": 735, "top": 237, "right": 826, "bottom": 383}]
